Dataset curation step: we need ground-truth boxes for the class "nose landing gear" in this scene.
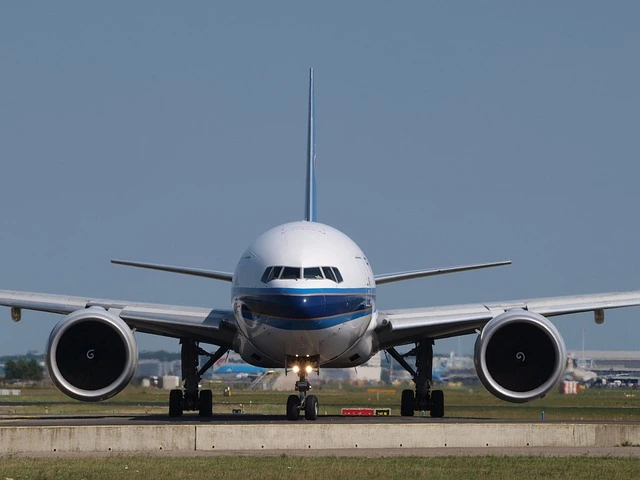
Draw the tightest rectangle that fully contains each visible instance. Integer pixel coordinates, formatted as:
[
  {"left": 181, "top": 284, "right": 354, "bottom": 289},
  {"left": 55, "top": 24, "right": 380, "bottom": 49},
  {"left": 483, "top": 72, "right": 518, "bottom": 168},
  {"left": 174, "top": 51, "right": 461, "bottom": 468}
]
[{"left": 285, "top": 355, "right": 319, "bottom": 421}]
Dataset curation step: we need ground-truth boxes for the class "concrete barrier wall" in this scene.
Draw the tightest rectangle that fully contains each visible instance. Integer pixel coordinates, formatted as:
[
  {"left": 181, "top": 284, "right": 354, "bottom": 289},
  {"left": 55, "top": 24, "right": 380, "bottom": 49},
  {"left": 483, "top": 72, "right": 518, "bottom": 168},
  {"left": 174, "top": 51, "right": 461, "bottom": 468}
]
[
  {"left": 0, "top": 426, "right": 196, "bottom": 454},
  {"left": 1, "top": 423, "right": 639, "bottom": 454},
  {"left": 195, "top": 423, "right": 640, "bottom": 451}
]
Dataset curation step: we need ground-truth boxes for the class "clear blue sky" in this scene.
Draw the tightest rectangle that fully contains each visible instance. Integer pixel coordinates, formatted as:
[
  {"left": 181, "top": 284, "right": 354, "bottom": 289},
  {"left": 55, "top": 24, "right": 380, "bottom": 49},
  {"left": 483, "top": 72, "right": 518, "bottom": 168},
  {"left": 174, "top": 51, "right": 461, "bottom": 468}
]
[{"left": 1, "top": 3, "right": 639, "bottom": 356}]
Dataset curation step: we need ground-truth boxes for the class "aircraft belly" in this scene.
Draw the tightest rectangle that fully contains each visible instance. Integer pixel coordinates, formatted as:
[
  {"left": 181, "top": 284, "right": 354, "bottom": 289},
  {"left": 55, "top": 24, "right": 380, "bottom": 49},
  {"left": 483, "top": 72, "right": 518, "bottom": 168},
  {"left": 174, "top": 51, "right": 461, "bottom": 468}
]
[{"left": 236, "top": 314, "right": 371, "bottom": 367}]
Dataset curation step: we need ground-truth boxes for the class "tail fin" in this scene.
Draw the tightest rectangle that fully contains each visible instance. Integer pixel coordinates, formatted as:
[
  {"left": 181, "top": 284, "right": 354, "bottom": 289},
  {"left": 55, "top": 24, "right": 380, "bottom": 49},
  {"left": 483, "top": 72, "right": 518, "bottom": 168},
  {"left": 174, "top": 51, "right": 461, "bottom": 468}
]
[{"left": 304, "top": 67, "right": 317, "bottom": 222}]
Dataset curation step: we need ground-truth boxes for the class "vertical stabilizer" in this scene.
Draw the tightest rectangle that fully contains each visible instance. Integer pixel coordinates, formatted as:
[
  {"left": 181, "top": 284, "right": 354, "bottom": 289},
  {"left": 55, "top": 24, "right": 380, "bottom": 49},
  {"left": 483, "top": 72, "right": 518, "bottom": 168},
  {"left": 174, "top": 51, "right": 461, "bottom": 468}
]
[{"left": 305, "top": 67, "right": 317, "bottom": 222}]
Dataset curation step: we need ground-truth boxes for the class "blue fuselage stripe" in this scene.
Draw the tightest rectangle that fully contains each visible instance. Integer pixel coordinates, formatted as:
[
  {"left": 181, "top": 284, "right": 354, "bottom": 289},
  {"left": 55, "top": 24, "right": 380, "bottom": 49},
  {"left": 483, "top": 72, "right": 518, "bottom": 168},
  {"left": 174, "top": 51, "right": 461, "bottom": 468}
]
[
  {"left": 234, "top": 288, "right": 375, "bottom": 331},
  {"left": 242, "top": 308, "right": 372, "bottom": 330},
  {"left": 234, "top": 287, "right": 376, "bottom": 296}
]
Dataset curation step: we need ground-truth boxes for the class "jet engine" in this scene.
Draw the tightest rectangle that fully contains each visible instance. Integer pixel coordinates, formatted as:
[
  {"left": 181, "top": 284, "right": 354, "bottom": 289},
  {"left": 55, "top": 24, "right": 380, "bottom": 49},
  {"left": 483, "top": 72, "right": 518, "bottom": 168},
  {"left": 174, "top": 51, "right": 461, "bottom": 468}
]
[
  {"left": 46, "top": 306, "right": 138, "bottom": 402},
  {"left": 474, "top": 309, "right": 566, "bottom": 403}
]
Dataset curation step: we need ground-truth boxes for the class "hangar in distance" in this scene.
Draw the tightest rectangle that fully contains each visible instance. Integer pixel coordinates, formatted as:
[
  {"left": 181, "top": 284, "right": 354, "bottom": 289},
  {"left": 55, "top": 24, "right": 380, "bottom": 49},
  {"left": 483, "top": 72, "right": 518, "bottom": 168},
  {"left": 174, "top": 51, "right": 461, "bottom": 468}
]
[{"left": 3, "top": 69, "right": 640, "bottom": 420}]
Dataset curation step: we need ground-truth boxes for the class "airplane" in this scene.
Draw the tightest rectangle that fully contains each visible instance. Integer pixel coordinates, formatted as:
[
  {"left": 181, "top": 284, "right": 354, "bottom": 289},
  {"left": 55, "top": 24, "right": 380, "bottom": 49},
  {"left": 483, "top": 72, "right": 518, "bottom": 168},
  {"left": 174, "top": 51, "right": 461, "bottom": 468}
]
[
  {"left": 564, "top": 355, "right": 598, "bottom": 386},
  {"left": 3, "top": 68, "right": 640, "bottom": 421},
  {"left": 213, "top": 364, "right": 267, "bottom": 377}
]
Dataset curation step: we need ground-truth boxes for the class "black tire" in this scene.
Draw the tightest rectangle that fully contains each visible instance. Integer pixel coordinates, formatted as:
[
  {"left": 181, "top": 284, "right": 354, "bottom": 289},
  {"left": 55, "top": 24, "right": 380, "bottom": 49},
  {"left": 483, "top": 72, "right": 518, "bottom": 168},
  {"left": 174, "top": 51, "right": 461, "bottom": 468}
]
[
  {"left": 199, "top": 389, "right": 213, "bottom": 417},
  {"left": 305, "top": 395, "right": 319, "bottom": 421},
  {"left": 430, "top": 389, "right": 444, "bottom": 418},
  {"left": 169, "top": 389, "right": 183, "bottom": 417},
  {"left": 286, "top": 394, "right": 301, "bottom": 421},
  {"left": 400, "top": 389, "right": 415, "bottom": 417}
]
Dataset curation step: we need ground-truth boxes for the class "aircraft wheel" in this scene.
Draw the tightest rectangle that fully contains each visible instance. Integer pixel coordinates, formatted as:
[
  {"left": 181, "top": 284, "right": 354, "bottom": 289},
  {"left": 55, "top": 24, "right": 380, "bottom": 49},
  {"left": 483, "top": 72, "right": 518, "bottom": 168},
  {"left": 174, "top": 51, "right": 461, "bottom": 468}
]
[
  {"left": 199, "top": 389, "right": 213, "bottom": 417},
  {"left": 169, "top": 389, "right": 183, "bottom": 417},
  {"left": 305, "top": 395, "right": 319, "bottom": 421},
  {"left": 400, "top": 389, "right": 415, "bottom": 417},
  {"left": 286, "top": 394, "right": 301, "bottom": 421},
  {"left": 430, "top": 389, "right": 444, "bottom": 418}
]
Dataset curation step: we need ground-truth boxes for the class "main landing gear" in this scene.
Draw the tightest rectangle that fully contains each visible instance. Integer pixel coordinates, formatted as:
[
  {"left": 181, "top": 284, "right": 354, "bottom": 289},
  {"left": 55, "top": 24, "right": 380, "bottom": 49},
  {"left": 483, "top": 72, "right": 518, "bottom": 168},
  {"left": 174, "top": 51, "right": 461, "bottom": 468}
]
[
  {"left": 387, "top": 338, "right": 444, "bottom": 418},
  {"left": 285, "top": 355, "right": 319, "bottom": 421},
  {"left": 168, "top": 338, "right": 228, "bottom": 417}
]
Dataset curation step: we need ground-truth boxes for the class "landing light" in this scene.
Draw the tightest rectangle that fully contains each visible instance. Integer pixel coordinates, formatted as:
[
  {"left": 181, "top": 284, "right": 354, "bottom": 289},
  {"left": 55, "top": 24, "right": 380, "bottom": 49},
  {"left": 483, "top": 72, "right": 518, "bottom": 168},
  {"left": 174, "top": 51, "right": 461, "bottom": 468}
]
[
  {"left": 292, "top": 365, "right": 300, "bottom": 374},
  {"left": 305, "top": 365, "right": 313, "bottom": 374}
]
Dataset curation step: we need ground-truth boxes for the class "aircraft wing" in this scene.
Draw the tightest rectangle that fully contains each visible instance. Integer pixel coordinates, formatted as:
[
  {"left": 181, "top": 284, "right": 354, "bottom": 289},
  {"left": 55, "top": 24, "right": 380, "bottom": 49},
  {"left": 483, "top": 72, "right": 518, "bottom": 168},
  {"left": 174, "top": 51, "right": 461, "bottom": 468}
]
[
  {"left": 374, "top": 260, "right": 511, "bottom": 285},
  {"left": 0, "top": 290, "right": 237, "bottom": 348},
  {"left": 375, "top": 290, "right": 640, "bottom": 350}
]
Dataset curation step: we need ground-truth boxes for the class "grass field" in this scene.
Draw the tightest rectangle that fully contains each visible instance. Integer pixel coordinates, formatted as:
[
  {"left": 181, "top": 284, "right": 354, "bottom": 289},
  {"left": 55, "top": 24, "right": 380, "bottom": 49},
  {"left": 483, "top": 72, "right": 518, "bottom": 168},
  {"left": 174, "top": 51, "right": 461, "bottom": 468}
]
[
  {"left": 2, "top": 384, "right": 640, "bottom": 479},
  {"left": 1, "top": 382, "right": 640, "bottom": 421},
  {"left": 1, "top": 455, "right": 639, "bottom": 480}
]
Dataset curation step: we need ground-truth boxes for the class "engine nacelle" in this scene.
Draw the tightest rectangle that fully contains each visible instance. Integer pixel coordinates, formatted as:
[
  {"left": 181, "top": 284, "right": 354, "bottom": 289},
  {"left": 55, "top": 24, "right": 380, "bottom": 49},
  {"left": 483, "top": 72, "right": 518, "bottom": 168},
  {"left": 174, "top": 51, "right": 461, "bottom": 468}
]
[
  {"left": 46, "top": 306, "right": 138, "bottom": 402},
  {"left": 474, "top": 309, "right": 566, "bottom": 403}
]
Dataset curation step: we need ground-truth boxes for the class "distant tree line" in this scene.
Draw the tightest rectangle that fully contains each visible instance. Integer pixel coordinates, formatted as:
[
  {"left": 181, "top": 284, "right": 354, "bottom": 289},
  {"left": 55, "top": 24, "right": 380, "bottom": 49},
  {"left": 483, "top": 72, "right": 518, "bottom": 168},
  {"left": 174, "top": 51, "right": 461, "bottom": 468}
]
[{"left": 3, "top": 358, "right": 44, "bottom": 381}]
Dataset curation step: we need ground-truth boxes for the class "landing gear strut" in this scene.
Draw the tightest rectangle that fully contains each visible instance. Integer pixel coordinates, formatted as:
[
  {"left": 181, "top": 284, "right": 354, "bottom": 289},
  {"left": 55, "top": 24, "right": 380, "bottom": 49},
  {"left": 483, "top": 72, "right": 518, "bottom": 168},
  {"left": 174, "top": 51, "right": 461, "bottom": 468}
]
[
  {"left": 285, "top": 355, "right": 319, "bottom": 421},
  {"left": 168, "top": 338, "right": 228, "bottom": 417},
  {"left": 387, "top": 338, "right": 444, "bottom": 418}
]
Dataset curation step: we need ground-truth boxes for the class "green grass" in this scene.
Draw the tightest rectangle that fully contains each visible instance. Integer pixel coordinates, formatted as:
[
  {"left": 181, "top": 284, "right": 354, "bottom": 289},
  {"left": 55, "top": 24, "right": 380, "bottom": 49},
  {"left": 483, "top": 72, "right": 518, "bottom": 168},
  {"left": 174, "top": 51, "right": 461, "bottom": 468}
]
[
  {"left": 0, "top": 456, "right": 639, "bottom": 480},
  {"left": 2, "top": 385, "right": 640, "bottom": 479},
  {"left": 1, "top": 383, "right": 640, "bottom": 420}
]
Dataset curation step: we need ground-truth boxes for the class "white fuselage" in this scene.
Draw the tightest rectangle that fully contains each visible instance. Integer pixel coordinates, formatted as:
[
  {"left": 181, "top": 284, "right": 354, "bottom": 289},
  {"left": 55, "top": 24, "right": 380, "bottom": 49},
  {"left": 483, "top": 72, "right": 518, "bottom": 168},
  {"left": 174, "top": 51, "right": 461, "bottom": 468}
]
[{"left": 231, "top": 221, "right": 378, "bottom": 368}]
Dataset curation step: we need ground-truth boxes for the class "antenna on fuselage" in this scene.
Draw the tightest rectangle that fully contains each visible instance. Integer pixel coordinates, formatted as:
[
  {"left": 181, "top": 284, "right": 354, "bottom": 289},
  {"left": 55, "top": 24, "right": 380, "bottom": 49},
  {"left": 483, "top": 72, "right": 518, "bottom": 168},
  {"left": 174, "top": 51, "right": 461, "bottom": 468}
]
[{"left": 304, "top": 67, "right": 317, "bottom": 222}]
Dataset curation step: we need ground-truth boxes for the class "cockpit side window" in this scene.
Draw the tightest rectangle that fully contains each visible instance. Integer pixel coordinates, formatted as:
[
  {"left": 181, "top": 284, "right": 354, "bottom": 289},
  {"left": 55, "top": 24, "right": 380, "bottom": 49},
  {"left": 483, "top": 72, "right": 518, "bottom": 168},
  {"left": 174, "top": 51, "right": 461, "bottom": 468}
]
[
  {"left": 266, "top": 266, "right": 283, "bottom": 282},
  {"left": 281, "top": 266, "right": 301, "bottom": 279},
  {"left": 304, "top": 267, "right": 323, "bottom": 279},
  {"left": 260, "top": 267, "right": 273, "bottom": 283},
  {"left": 322, "top": 266, "right": 336, "bottom": 282},
  {"left": 332, "top": 267, "right": 344, "bottom": 283}
]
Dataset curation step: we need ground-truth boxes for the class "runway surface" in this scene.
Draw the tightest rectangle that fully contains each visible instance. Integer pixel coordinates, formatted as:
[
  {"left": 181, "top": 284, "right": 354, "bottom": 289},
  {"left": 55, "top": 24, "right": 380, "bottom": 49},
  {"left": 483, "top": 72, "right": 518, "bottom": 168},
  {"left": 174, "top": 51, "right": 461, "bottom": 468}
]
[{"left": 3, "top": 412, "right": 640, "bottom": 427}]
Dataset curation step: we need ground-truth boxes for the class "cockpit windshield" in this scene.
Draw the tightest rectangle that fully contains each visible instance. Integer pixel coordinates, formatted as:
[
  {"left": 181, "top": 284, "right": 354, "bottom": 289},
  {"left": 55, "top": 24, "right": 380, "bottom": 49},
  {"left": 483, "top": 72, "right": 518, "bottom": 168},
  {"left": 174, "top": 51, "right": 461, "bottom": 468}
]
[
  {"left": 260, "top": 266, "right": 343, "bottom": 283},
  {"left": 281, "top": 267, "right": 301, "bottom": 279},
  {"left": 304, "top": 267, "right": 323, "bottom": 279}
]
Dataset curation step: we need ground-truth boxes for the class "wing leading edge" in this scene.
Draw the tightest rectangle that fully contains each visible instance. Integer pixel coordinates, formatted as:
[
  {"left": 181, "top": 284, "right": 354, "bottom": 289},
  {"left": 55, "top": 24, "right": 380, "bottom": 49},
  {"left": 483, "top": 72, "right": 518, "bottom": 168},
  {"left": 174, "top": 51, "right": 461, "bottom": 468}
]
[
  {"left": 375, "top": 260, "right": 511, "bottom": 285},
  {"left": 0, "top": 289, "right": 237, "bottom": 348},
  {"left": 376, "top": 290, "right": 640, "bottom": 350},
  {"left": 111, "top": 259, "right": 234, "bottom": 282}
]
